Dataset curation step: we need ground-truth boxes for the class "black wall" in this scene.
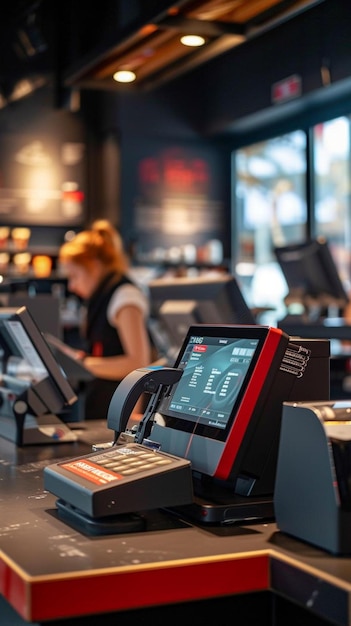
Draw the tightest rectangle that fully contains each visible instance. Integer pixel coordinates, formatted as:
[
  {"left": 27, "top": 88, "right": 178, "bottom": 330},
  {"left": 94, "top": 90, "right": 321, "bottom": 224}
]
[
  {"left": 149, "top": 0, "right": 351, "bottom": 141},
  {"left": 0, "top": 0, "right": 350, "bottom": 259}
]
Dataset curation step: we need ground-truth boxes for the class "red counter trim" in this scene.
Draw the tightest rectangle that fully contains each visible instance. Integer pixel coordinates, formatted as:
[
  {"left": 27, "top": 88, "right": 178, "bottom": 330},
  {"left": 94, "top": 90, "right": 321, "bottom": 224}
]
[
  {"left": 20, "top": 552, "right": 269, "bottom": 622},
  {"left": 0, "top": 557, "right": 28, "bottom": 620},
  {"left": 3, "top": 547, "right": 351, "bottom": 623}
]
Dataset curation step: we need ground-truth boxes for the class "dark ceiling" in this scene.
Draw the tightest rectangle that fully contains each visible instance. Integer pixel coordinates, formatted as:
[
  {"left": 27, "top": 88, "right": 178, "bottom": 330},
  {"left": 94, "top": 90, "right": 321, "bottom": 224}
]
[{"left": 0, "top": 0, "right": 327, "bottom": 103}]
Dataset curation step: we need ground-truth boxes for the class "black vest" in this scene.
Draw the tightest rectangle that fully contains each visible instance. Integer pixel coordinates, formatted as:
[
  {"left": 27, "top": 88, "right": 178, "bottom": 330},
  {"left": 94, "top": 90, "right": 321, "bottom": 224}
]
[
  {"left": 85, "top": 272, "right": 133, "bottom": 357},
  {"left": 83, "top": 272, "right": 136, "bottom": 420}
]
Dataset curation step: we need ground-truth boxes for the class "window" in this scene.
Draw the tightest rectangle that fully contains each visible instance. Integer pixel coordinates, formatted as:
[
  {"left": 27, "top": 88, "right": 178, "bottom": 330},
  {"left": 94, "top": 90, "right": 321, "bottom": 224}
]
[
  {"left": 313, "top": 116, "right": 351, "bottom": 293},
  {"left": 233, "top": 131, "right": 307, "bottom": 321}
]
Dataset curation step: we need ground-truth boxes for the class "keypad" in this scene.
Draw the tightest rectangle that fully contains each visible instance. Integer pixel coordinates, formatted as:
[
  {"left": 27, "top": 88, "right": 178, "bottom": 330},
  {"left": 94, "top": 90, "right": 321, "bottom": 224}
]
[{"left": 91, "top": 444, "right": 175, "bottom": 478}]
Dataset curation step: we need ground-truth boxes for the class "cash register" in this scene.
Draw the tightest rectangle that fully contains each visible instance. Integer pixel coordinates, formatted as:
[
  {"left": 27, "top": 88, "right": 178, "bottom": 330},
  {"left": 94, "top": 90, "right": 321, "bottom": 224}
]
[{"left": 44, "top": 324, "right": 330, "bottom": 533}]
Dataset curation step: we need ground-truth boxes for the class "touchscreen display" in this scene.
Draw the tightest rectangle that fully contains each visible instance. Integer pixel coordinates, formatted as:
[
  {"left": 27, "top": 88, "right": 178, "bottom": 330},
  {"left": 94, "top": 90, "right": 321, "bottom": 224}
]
[
  {"left": 1, "top": 319, "right": 48, "bottom": 383},
  {"left": 157, "top": 331, "right": 261, "bottom": 438}
]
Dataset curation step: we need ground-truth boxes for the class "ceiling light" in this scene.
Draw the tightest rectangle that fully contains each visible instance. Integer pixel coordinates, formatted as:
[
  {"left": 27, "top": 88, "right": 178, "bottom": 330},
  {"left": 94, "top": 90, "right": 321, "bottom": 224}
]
[
  {"left": 180, "top": 35, "right": 206, "bottom": 47},
  {"left": 113, "top": 70, "right": 136, "bottom": 83}
]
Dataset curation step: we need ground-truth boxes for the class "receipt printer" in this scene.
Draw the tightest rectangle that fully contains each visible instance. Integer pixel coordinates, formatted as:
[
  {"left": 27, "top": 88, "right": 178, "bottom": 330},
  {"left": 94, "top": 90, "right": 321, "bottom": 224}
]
[{"left": 275, "top": 400, "right": 351, "bottom": 554}]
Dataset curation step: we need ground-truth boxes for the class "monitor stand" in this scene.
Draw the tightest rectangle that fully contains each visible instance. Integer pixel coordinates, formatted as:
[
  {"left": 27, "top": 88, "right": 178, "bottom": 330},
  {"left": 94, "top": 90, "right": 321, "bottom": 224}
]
[
  {"left": 166, "top": 476, "right": 274, "bottom": 525},
  {"left": 0, "top": 407, "right": 77, "bottom": 446},
  {"left": 0, "top": 387, "right": 77, "bottom": 446},
  {"left": 0, "top": 379, "right": 78, "bottom": 446}
]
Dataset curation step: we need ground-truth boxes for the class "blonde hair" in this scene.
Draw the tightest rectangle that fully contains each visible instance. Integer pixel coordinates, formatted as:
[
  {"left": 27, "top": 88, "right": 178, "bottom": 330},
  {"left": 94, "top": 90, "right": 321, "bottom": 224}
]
[{"left": 59, "top": 220, "right": 128, "bottom": 275}]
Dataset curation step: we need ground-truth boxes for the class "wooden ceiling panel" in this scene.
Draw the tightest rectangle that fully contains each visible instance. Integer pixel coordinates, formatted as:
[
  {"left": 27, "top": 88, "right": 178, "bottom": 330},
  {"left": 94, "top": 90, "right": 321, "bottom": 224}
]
[
  {"left": 185, "top": 0, "right": 284, "bottom": 22},
  {"left": 64, "top": 0, "right": 326, "bottom": 91}
]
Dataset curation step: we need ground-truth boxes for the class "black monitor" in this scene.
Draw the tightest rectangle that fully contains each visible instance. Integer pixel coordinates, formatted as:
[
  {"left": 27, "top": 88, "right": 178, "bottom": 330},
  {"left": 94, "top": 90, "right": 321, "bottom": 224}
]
[
  {"left": 148, "top": 274, "right": 256, "bottom": 359},
  {"left": 44, "top": 331, "right": 94, "bottom": 423},
  {"left": 274, "top": 237, "right": 349, "bottom": 316},
  {"left": 147, "top": 322, "right": 324, "bottom": 522},
  {"left": 0, "top": 306, "right": 78, "bottom": 445}
]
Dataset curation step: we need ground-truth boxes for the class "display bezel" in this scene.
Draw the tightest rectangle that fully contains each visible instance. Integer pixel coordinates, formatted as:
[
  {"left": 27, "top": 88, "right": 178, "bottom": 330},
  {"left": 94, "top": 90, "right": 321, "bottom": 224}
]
[
  {"left": 150, "top": 323, "right": 289, "bottom": 482},
  {"left": 0, "top": 306, "right": 77, "bottom": 411}
]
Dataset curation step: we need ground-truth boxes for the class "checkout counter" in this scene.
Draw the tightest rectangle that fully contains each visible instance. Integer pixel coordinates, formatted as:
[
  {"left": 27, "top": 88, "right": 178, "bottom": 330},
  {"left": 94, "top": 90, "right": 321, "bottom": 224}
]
[
  {"left": 0, "top": 313, "right": 351, "bottom": 625},
  {"left": 0, "top": 428, "right": 351, "bottom": 626}
]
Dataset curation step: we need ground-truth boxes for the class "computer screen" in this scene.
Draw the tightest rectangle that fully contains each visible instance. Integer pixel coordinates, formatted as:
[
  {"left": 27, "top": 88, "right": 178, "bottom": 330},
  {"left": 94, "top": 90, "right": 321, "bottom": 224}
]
[
  {"left": 0, "top": 306, "right": 78, "bottom": 444},
  {"left": 149, "top": 323, "right": 294, "bottom": 497},
  {"left": 274, "top": 237, "right": 349, "bottom": 314},
  {"left": 148, "top": 274, "right": 256, "bottom": 358}
]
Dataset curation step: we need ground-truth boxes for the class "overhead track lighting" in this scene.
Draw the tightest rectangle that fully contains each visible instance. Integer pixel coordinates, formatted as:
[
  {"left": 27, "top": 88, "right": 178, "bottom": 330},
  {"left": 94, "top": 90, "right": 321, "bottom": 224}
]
[
  {"left": 113, "top": 70, "right": 136, "bottom": 83},
  {"left": 180, "top": 34, "right": 206, "bottom": 47}
]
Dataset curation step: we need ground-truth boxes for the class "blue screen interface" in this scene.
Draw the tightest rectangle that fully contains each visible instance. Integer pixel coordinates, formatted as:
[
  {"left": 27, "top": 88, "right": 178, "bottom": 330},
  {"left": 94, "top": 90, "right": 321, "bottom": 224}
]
[{"left": 162, "top": 334, "right": 259, "bottom": 430}]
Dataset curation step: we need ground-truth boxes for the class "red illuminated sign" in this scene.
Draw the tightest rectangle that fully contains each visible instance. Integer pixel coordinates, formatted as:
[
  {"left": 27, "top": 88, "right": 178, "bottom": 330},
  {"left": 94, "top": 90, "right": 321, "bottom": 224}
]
[
  {"left": 138, "top": 149, "right": 210, "bottom": 193},
  {"left": 272, "top": 74, "right": 301, "bottom": 103}
]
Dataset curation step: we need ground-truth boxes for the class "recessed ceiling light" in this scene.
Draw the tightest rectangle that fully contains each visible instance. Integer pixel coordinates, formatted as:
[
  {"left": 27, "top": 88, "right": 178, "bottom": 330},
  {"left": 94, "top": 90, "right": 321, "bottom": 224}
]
[
  {"left": 113, "top": 70, "right": 136, "bottom": 83},
  {"left": 180, "top": 35, "right": 206, "bottom": 47}
]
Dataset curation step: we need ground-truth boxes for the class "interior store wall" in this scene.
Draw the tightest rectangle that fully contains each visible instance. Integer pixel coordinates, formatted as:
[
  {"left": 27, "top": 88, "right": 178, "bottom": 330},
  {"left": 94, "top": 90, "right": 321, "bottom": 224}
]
[
  {"left": 0, "top": 86, "right": 87, "bottom": 265},
  {"left": 78, "top": 0, "right": 351, "bottom": 267},
  {"left": 158, "top": 0, "right": 351, "bottom": 140},
  {"left": 0, "top": 0, "right": 350, "bottom": 271}
]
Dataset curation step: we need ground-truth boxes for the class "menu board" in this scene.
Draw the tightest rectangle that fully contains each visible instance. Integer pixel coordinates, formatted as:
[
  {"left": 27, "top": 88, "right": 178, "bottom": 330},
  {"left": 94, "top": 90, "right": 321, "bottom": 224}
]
[
  {"left": 0, "top": 134, "right": 85, "bottom": 225},
  {"left": 131, "top": 144, "right": 226, "bottom": 261}
]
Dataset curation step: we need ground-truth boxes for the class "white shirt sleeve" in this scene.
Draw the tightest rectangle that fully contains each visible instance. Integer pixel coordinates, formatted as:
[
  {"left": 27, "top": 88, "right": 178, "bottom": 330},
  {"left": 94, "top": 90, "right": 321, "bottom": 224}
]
[{"left": 107, "top": 283, "right": 149, "bottom": 326}]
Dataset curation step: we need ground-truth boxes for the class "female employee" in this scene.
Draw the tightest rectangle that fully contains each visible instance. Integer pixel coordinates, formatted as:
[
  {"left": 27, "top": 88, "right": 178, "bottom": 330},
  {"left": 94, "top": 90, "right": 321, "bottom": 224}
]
[{"left": 59, "top": 220, "right": 152, "bottom": 420}]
